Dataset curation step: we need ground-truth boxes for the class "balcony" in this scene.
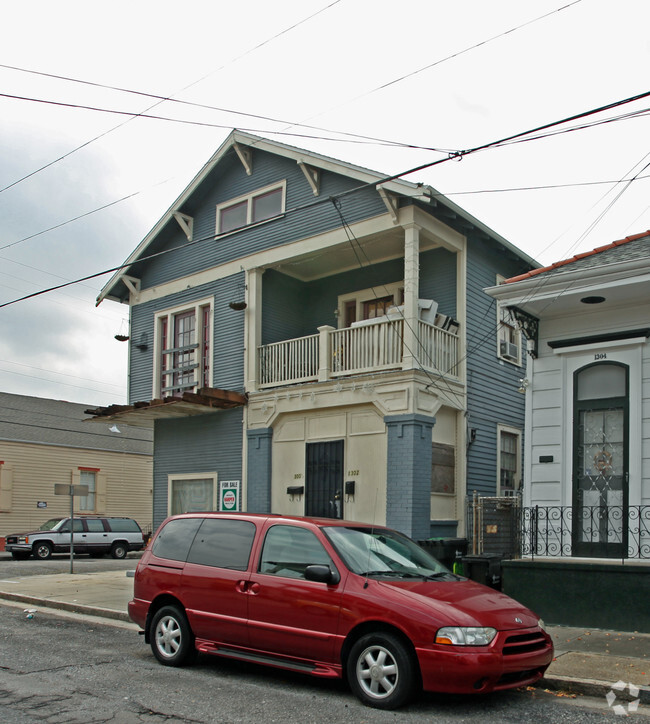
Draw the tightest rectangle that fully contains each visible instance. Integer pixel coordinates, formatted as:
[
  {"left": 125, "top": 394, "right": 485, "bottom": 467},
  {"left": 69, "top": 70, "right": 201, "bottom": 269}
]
[{"left": 257, "top": 318, "right": 459, "bottom": 389}]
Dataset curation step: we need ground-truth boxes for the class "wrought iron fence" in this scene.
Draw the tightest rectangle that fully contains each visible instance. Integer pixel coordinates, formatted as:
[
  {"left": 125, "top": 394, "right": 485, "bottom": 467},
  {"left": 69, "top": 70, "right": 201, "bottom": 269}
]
[{"left": 522, "top": 505, "right": 650, "bottom": 560}]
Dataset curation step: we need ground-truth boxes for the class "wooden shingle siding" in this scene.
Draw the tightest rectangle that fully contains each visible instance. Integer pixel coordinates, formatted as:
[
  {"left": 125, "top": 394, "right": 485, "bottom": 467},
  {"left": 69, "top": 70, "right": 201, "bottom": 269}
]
[
  {"left": 139, "top": 150, "right": 387, "bottom": 291},
  {"left": 465, "top": 236, "right": 531, "bottom": 495},
  {"left": 152, "top": 408, "right": 243, "bottom": 528}
]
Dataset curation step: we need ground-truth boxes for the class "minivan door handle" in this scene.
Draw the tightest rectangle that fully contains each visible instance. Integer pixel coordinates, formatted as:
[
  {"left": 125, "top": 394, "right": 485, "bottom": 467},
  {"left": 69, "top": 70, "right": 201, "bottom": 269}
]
[{"left": 235, "top": 580, "right": 258, "bottom": 595}]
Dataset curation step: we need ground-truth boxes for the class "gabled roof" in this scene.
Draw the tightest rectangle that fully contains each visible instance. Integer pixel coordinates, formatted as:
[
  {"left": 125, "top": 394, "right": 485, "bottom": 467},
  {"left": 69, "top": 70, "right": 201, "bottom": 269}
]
[
  {"left": 0, "top": 392, "right": 152, "bottom": 454},
  {"left": 504, "top": 230, "right": 650, "bottom": 284},
  {"left": 98, "top": 129, "right": 539, "bottom": 304}
]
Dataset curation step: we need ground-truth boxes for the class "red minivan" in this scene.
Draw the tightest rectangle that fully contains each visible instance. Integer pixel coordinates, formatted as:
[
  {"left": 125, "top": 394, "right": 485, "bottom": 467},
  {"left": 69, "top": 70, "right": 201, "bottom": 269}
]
[{"left": 129, "top": 513, "right": 553, "bottom": 709}]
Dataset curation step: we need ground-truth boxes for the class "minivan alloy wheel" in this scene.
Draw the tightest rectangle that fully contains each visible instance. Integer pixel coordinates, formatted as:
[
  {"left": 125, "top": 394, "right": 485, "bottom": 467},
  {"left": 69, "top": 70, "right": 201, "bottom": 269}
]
[
  {"left": 347, "top": 632, "right": 417, "bottom": 709},
  {"left": 150, "top": 605, "right": 196, "bottom": 666}
]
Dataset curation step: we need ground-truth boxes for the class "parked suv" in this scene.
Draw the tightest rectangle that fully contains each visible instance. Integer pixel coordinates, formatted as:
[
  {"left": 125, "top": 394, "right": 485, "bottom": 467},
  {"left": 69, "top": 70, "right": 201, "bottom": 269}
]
[
  {"left": 5, "top": 516, "right": 145, "bottom": 560},
  {"left": 129, "top": 513, "right": 553, "bottom": 710}
]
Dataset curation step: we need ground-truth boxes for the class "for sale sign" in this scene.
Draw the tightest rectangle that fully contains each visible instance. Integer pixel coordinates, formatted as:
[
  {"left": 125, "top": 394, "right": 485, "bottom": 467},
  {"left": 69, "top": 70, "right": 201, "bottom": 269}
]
[{"left": 219, "top": 480, "right": 240, "bottom": 512}]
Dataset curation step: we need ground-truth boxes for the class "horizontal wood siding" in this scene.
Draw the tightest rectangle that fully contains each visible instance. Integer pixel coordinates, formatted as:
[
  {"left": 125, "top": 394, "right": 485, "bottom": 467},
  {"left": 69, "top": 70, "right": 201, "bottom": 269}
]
[
  {"left": 129, "top": 274, "right": 245, "bottom": 403},
  {"left": 138, "top": 149, "right": 386, "bottom": 290},
  {"left": 152, "top": 408, "right": 243, "bottom": 529},
  {"left": 0, "top": 440, "right": 153, "bottom": 537},
  {"left": 419, "top": 248, "right": 457, "bottom": 317},
  {"left": 464, "top": 234, "right": 533, "bottom": 496}
]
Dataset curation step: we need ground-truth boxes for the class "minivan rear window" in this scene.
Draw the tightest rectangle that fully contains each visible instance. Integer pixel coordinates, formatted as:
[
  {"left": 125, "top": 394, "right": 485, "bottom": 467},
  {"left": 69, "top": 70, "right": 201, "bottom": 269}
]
[
  {"left": 152, "top": 518, "right": 202, "bottom": 562},
  {"left": 187, "top": 518, "right": 255, "bottom": 570}
]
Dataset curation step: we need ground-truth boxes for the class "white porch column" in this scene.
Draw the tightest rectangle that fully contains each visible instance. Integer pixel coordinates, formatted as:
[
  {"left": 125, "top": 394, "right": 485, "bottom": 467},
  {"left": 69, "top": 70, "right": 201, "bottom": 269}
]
[
  {"left": 317, "top": 325, "right": 334, "bottom": 382},
  {"left": 246, "top": 268, "right": 264, "bottom": 392},
  {"left": 402, "top": 223, "right": 420, "bottom": 370}
]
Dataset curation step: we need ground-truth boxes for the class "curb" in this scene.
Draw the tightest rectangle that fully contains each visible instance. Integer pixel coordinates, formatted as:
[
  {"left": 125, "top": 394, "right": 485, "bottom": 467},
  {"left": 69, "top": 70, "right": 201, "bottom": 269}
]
[
  {"left": 539, "top": 675, "right": 650, "bottom": 704},
  {"left": 0, "top": 591, "right": 130, "bottom": 622}
]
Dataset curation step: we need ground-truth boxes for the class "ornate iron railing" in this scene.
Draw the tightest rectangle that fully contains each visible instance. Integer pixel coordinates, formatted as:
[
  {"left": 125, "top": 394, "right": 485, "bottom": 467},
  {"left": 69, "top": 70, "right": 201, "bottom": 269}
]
[{"left": 522, "top": 505, "right": 650, "bottom": 560}]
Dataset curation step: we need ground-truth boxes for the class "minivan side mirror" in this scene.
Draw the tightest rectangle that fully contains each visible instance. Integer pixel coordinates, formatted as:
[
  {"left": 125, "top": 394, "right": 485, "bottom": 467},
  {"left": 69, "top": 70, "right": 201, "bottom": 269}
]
[{"left": 304, "top": 564, "right": 340, "bottom": 585}]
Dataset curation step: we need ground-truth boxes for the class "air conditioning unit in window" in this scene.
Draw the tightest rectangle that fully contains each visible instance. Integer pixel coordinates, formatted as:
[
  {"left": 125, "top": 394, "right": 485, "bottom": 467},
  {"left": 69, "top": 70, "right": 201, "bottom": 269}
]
[{"left": 500, "top": 340, "right": 519, "bottom": 360}]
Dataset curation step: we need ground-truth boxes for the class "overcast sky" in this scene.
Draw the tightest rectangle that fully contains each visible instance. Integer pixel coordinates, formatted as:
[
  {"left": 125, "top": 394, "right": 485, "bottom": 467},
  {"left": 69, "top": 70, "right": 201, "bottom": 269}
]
[{"left": 1, "top": 0, "right": 649, "bottom": 407}]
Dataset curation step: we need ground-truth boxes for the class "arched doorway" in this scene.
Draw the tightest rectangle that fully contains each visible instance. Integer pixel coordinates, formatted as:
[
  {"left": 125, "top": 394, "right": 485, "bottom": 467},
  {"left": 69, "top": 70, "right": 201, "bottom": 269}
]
[{"left": 572, "top": 362, "right": 628, "bottom": 558}]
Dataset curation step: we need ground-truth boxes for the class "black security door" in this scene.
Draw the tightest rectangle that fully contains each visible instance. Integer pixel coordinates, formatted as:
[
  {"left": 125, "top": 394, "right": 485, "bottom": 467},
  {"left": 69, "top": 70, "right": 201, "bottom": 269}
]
[
  {"left": 305, "top": 441, "right": 344, "bottom": 519},
  {"left": 572, "top": 363, "right": 628, "bottom": 558}
]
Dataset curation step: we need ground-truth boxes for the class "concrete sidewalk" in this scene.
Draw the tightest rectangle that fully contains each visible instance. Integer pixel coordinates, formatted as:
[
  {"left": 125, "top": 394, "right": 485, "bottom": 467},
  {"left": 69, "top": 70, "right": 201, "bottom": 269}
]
[{"left": 0, "top": 570, "right": 648, "bottom": 706}]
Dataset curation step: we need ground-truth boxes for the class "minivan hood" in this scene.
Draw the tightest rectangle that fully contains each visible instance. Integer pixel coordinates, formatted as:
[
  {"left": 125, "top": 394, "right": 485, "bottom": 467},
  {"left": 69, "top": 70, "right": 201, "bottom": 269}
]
[{"left": 379, "top": 578, "right": 539, "bottom": 629}]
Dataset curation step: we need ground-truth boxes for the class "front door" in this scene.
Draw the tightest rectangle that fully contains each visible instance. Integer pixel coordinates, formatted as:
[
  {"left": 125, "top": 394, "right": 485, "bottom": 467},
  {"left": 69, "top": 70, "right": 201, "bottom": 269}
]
[
  {"left": 305, "top": 441, "right": 344, "bottom": 519},
  {"left": 572, "top": 363, "right": 628, "bottom": 558}
]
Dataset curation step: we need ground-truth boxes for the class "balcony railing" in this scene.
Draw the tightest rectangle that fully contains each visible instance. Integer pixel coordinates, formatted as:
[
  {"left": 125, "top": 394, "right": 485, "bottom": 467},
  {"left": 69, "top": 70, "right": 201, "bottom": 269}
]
[
  {"left": 257, "top": 318, "right": 459, "bottom": 389},
  {"left": 522, "top": 505, "right": 650, "bottom": 561}
]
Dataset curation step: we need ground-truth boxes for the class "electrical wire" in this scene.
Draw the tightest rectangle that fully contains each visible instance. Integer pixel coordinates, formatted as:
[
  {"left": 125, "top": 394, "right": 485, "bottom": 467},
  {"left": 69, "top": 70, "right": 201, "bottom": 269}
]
[
  {"left": 282, "top": 1, "right": 584, "bottom": 129},
  {"left": 2, "top": 89, "right": 650, "bottom": 311},
  {"left": 0, "top": 1, "right": 344, "bottom": 195}
]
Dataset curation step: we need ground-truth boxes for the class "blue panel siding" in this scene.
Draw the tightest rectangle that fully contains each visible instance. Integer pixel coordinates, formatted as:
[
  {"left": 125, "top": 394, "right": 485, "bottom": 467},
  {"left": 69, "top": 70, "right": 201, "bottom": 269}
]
[
  {"left": 129, "top": 273, "right": 245, "bottom": 403},
  {"left": 152, "top": 408, "right": 243, "bottom": 529},
  {"left": 385, "top": 414, "right": 436, "bottom": 540},
  {"left": 419, "top": 247, "right": 457, "bottom": 318},
  {"left": 135, "top": 149, "right": 386, "bottom": 290},
  {"left": 247, "top": 428, "right": 273, "bottom": 513},
  {"left": 464, "top": 234, "right": 532, "bottom": 496}
]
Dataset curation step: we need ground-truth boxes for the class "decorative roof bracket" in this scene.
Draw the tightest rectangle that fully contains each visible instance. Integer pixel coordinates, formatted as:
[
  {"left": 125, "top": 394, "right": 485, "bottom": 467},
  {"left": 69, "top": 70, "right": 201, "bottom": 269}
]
[
  {"left": 297, "top": 160, "right": 320, "bottom": 196},
  {"left": 377, "top": 187, "right": 399, "bottom": 224},
  {"left": 233, "top": 142, "right": 253, "bottom": 176},
  {"left": 122, "top": 275, "right": 141, "bottom": 302},
  {"left": 172, "top": 211, "right": 193, "bottom": 241},
  {"left": 508, "top": 305, "right": 539, "bottom": 358}
]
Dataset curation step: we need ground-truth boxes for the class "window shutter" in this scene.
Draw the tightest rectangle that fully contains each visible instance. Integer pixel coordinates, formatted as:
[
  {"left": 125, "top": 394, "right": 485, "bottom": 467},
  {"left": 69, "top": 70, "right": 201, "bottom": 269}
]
[
  {"left": 0, "top": 463, "right": 13, "bottom": 512},
  {"left": 96, "top": 473, "right": 107, "bottom": 514}
]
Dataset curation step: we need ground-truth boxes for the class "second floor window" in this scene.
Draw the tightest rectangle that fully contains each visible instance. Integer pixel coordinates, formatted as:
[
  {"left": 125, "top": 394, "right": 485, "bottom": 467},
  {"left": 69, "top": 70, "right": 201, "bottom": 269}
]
[
  {"left": 156, "top": 300, "right": 212, "bottom": 397},
  {"left": 496, "top": 275, "right": 522, "bottom": 364},
  {"left": 216, "top": 182, "right": 285, "bottom": 235}
]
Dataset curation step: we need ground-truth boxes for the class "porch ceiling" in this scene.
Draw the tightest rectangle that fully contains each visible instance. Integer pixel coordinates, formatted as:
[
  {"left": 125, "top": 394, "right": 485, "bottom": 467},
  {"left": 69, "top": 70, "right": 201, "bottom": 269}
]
[
  {"left": 84, "top": 388, "right": 247, "bottom": 429},
  {"left": 271, "top": 228, "right": 440, "bottom": 281}
]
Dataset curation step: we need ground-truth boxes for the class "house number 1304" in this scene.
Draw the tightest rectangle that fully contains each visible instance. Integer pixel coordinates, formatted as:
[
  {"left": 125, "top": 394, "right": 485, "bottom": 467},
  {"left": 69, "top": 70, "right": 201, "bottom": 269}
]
[{"left": 595, "top": 353, "right": 607, "bottom": 360}]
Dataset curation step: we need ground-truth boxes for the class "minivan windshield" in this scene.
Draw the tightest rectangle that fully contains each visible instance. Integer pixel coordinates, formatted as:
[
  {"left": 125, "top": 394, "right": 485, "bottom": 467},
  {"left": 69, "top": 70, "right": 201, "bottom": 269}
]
[
  {"left": 323, "top": 526, "right": 449, "bottom": 579},
  {"left": 39, "top": 518, "right": 65, "bottom": 531}
]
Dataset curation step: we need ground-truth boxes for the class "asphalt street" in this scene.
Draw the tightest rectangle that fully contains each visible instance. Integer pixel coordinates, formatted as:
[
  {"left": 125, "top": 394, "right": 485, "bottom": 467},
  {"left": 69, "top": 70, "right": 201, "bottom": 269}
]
[{"left": 2, "top": 602, "right": 646, "bottom": 724}]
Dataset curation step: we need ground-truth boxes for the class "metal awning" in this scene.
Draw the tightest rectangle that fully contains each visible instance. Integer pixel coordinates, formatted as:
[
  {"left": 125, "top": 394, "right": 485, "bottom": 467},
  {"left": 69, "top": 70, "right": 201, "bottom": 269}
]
[{"left": 85, "top": 387, "right": 247, "bottom": 428}]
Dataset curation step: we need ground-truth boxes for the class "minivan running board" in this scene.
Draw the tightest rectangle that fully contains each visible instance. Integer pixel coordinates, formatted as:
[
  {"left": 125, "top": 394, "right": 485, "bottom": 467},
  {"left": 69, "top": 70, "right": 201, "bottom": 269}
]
[{"left": 198, "top": 644, "right": 315, "bottom": 673}]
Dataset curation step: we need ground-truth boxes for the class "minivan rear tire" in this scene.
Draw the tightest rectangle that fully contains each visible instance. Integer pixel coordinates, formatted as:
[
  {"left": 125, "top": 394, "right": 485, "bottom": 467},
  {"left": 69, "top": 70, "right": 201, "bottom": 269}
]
[{"left": 150, "top": 606, "right": 196, "bottom": 666}]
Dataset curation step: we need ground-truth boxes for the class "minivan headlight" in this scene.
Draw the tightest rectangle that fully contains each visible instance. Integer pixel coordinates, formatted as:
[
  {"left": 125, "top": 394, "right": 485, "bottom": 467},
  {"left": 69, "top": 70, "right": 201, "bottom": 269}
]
[
  {"left": 537, "top": 619, "right": 546, "bottom": 631},
  {"left": 435, "top": 626, "right": 497, "bottom": 646}
]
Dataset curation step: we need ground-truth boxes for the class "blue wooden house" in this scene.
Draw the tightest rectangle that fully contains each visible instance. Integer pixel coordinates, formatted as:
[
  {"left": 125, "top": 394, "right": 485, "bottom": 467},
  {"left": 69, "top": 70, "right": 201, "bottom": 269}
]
[{"left": 92, "top": 131, "right": 537, "bottom": 539}]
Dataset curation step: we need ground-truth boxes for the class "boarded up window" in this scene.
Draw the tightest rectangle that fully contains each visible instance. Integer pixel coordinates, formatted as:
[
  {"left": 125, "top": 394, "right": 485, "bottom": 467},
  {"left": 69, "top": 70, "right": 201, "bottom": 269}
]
[{"left": 431, "top": 443, "right": 455, "bottom": 494}]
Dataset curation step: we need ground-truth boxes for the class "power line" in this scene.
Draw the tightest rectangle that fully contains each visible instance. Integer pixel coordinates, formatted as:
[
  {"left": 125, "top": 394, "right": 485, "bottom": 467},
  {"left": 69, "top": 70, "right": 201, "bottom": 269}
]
[
  {"left": 2, "top": 89, "right": 650, "bottom": 311},
  {"left": 283, "top": 1, "right": 584, "bottom": 129},
  {"left": 0, "top": 1, "right": 344, "bottom": 195}
]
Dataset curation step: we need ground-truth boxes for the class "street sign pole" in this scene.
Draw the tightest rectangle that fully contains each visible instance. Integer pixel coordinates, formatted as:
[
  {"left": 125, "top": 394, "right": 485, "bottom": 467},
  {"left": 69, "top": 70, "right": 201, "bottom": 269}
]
[{"left": 54, "top": 484, "right": 89, "bottom": 574}]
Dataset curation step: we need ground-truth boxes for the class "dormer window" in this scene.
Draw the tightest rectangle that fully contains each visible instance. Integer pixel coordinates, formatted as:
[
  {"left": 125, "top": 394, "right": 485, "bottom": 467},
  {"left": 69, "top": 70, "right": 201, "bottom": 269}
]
[{"left": 216, "top": 181, "right": 286, "bottom": 235}]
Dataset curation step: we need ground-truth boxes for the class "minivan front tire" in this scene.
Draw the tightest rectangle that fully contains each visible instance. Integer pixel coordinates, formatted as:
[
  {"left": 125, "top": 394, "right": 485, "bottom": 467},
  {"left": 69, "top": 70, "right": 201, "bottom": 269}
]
[
  {"left": 150, "top": 606, "right": 196, "bottom": 666},
  {"left": 347, "top": 632, "right": 418, "bottom": 709}
]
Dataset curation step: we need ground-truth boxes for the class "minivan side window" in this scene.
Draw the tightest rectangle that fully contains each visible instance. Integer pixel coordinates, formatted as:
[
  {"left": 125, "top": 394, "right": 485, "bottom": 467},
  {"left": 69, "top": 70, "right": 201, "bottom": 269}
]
[
  {"left": 152, "top": 518, "right": 202, "bottom": 562},
  {"left": 187, "top": 519, "right": 256, "bottom": 570},
  {"left": 259, "top": 525, "right": 334, "bottom": 579}
]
